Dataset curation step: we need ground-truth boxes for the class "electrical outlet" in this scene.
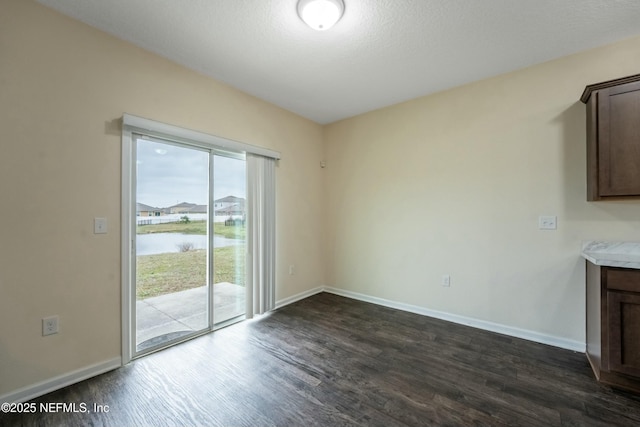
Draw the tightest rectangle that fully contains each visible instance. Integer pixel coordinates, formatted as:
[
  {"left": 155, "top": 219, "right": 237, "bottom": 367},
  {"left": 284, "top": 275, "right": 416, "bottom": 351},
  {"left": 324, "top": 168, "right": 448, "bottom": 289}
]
[
  {"left": 289, "top": 265, "right": 295, "bottom": 275},
  {"left": 538, "top": 215, "right": 557, "bottom": 230},
  {"left": 94, "top": 217, "right": 107, "bottom": 234},
  {"left": 42, "top": 316, "right": 59, "bottom": 336},
  {"left": 442, "top": 274, "right": 451, "bottom": 287}
]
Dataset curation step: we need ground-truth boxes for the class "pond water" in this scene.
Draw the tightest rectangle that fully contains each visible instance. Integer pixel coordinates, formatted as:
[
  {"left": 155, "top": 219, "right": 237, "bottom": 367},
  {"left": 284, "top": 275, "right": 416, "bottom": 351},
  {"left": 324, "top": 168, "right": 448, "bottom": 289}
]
[{"left": 136, "top": 233, "right": 242, "bottom": 256}]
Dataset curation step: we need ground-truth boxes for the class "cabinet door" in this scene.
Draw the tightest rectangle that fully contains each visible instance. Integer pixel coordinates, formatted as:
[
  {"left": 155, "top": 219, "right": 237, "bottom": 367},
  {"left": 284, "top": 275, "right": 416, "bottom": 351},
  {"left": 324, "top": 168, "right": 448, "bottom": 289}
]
[
  {"left": 597, "top": 81, "right": 640, "bottom": 197},
  {"left": 607, "top": 291, "right": 640, "bottom": 376}
]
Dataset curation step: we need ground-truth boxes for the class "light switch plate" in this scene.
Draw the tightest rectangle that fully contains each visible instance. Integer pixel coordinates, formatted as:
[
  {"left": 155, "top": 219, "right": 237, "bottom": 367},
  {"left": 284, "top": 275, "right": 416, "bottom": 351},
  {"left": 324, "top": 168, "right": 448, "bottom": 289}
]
[{"left": 94, "top": 217, "right": 107, "bottom": 234}]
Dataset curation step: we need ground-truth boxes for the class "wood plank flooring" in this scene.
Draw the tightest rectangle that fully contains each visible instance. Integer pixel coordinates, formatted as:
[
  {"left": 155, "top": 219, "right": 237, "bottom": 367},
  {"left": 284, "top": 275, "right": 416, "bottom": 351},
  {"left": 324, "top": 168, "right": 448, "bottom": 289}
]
[{"left": 3, "top": 292, "right": 640, "bottom": 426}]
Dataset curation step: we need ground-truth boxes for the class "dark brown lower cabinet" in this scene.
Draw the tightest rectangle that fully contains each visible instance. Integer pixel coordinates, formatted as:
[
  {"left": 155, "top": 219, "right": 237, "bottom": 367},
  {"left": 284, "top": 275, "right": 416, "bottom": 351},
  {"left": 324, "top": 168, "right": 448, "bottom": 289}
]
[{"left": 586, "top": 262, "right": 640, "bottom": 393}]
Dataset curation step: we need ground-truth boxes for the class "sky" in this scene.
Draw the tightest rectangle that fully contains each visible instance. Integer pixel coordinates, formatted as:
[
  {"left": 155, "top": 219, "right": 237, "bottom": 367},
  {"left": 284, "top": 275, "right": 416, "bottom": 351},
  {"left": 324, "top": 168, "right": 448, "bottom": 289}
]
[{"left": 136, "top": 138, "right": 246, "bottom": 208}]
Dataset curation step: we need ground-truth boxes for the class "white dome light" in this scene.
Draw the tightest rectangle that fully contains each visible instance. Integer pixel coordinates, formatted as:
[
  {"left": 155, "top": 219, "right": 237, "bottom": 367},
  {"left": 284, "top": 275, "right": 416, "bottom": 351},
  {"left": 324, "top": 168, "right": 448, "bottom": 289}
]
[{"left": 297, "top": 0, "right": 345, "bottom": 31}]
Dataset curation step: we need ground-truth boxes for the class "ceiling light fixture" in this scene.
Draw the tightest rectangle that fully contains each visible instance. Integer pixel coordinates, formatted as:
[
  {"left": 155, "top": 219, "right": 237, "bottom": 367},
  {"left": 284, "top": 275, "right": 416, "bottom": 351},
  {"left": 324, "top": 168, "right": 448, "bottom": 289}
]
[{"left": 297, "top": 0, "right": 345, "bottom": 31}]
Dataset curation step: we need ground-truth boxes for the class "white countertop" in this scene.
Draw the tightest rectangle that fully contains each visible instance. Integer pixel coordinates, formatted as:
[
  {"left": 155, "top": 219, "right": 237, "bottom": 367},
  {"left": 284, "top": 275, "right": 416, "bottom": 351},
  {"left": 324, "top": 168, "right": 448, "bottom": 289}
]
[{"left": 581, "top": 241, "right": 640, "bottom": 269}]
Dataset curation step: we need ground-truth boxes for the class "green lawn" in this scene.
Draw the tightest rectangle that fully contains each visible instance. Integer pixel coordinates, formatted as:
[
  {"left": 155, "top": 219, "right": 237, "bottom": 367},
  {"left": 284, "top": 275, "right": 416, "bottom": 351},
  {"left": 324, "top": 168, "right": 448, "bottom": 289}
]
[
  {"left": 136, "top": 245, "right": 246, "bottom": 299},
  {"left": 136, "top": 220, "right": 245, "bottom": 239}
]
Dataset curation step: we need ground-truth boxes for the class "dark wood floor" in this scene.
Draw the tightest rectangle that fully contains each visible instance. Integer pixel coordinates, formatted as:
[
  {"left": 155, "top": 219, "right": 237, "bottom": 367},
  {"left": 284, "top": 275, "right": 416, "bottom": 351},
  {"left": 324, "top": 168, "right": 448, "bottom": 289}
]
[{"left": 3, "top": 292, "right": 640, "bottom": 426}]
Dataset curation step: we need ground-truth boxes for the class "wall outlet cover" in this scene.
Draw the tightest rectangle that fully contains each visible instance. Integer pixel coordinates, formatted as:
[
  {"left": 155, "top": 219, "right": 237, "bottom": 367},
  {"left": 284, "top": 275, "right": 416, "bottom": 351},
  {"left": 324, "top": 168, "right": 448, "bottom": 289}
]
[
  {"left": 42, "top": 316, "right": 59, "bottom": 336},
  {"left": 538, "top": 215, "right": 557, "bottom": 230}
]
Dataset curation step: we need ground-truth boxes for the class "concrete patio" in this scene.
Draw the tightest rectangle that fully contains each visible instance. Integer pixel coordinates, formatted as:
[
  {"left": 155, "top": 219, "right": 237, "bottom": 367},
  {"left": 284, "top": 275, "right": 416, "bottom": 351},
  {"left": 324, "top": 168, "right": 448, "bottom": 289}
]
[{"left": 136, "top": 282, "right": 245, "bottom": 351}]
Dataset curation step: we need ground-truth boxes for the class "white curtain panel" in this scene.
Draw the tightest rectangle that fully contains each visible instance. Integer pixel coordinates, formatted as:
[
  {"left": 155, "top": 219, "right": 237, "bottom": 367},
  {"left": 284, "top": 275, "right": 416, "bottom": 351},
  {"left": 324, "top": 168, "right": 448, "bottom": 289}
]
[{"left": 246, "top": 154, "right": 276, "bottom": 318}]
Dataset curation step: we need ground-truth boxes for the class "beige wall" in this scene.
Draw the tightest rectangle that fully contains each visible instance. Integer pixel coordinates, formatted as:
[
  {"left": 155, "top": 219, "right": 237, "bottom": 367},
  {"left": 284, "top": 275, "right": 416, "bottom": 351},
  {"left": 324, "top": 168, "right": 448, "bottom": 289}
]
[
  {"left": 0, "top": 1, "right": 325, "bottom": 395},
  {"left": 324, "top": 35, "right": 640, "bottom": 346}
]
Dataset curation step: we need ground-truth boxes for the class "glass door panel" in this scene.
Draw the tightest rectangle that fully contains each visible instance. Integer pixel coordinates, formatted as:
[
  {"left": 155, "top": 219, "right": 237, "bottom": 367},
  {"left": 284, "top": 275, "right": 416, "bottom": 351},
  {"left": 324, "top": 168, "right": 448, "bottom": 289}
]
[
  {"left": 135, "top": 136, "right": 210, "bottom": 354},
  {"left": 213, "top": 155, "right": 246, "bottom": 325}
]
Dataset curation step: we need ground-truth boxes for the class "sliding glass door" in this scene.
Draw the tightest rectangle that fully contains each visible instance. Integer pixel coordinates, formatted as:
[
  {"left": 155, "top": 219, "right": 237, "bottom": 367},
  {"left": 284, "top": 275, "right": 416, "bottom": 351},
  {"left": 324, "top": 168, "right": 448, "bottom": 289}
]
[{"left": 132, "top": 134, "right": 246, "bottom": 357}]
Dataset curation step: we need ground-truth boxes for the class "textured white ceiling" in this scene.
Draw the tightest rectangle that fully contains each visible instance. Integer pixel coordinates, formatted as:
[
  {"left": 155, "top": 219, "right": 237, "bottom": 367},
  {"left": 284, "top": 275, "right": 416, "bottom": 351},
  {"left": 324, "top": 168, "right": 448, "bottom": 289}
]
[{"left": 37, "top": 0, "right": 640, "bottom": 124}]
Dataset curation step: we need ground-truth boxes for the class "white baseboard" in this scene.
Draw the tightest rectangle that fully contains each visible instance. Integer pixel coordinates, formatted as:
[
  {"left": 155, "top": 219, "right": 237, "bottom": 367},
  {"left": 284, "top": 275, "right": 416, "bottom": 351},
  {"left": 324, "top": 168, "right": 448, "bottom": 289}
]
[
  {"left": 324, "top": 287, "right": 585, "bottom": 353},
  {"left": 275, "top": 286, "right": 324, "bottom": 309},
  {"left": 1, "top": 286, "right": 585, "bottom": 404},
  {"left": 0, "top": 357, "right": 122, "bottom": 404},
  {"left": 1, "top": 287, "right": 322, "bottom": 404}
]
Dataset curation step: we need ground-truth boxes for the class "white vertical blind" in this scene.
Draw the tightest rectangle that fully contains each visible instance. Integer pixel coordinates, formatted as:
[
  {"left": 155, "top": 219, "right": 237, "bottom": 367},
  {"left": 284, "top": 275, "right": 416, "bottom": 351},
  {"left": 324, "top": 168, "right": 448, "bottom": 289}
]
[{"left": 246, "top": 154, "right": 276, "bottom": 318}]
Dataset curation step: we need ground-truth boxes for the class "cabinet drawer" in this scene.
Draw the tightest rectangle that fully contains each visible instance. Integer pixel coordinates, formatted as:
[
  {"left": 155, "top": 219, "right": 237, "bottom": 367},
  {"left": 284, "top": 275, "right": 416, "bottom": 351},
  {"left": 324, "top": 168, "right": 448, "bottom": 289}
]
[{"left": 605, "top": 268, "right": 640, "bottom": 292}]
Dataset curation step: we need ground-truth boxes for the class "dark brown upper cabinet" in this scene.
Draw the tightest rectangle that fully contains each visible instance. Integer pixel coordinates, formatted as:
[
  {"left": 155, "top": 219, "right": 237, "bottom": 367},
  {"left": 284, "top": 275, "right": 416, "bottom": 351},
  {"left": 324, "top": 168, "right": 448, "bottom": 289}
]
[{"left": 581, "top": 74, "right": 640, "bottom": 201}]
